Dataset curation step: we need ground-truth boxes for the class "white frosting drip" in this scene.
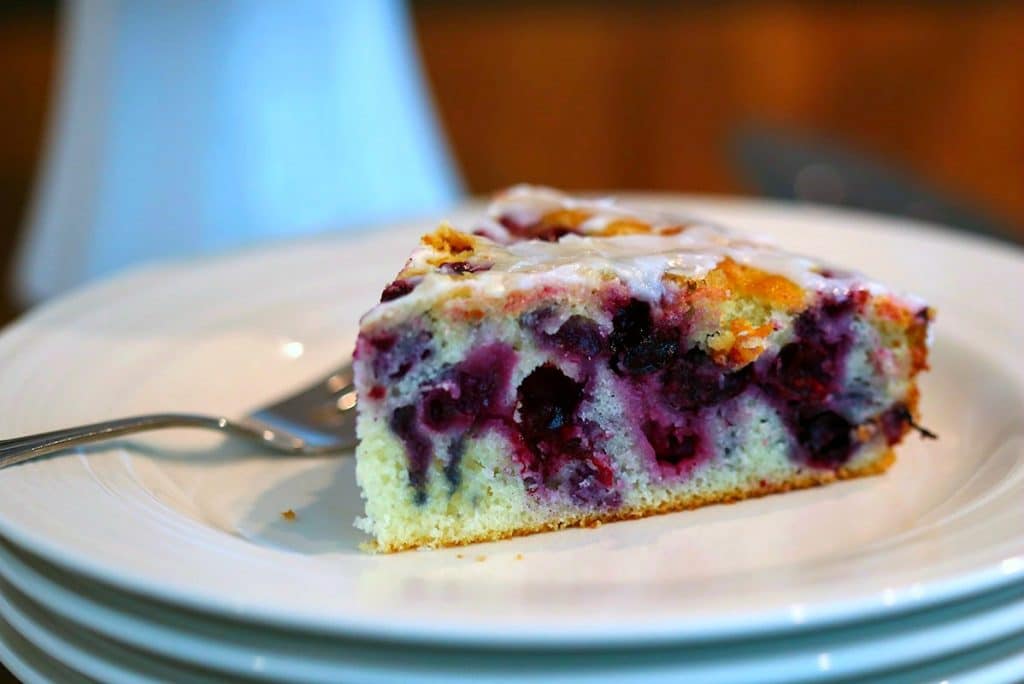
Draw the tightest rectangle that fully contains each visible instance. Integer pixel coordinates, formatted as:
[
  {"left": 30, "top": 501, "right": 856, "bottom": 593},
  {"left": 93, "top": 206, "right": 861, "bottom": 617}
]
[
  {"left": 497, "top": 233, "right": 742, "bottom": 301},
  {"left": 363, "top": 186, "right": 925, "bottom": 324}
]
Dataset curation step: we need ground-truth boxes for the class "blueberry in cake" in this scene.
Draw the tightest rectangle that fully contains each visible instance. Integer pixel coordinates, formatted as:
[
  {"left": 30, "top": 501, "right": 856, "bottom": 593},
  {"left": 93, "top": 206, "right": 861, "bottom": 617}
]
[{"left": 353, "top": 186, "right": 933, "bottom": 552}]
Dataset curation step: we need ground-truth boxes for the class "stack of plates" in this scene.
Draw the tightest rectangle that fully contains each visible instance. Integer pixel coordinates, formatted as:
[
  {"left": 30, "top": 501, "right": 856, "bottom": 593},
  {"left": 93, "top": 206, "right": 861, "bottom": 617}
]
[{"left": 0, "top": 198, "right": 1021, "bottom": 683}]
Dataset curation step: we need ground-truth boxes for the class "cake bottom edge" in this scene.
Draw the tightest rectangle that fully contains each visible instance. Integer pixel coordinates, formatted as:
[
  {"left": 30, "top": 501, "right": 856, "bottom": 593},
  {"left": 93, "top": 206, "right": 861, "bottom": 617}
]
[{"left": 363, "top": 449, "right": 896, "bottom": 553}]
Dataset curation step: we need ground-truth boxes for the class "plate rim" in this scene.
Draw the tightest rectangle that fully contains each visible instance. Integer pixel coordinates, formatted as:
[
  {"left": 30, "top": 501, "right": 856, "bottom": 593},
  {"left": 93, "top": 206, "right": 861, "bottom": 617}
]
[
  {"left": 0, "top": 195, "right": 1023, "bottom": 647},
  {"left": 5, "top": 529, "right": 1024, "bottom": 680}
]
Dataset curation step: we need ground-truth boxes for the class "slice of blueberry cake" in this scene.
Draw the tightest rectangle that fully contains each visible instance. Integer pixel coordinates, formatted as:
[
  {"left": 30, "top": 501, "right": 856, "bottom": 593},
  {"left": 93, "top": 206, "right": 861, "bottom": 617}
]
[{"left": 353, "top": 186, "right": 933, "bottom": 552}]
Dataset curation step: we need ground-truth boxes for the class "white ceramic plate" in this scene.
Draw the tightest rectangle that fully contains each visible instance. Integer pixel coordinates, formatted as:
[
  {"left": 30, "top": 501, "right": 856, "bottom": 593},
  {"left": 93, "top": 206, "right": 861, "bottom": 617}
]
[
  {"left": 3, "top": 553, "right": 1024, "bottom": 684},
  {"left": 0, "top": 573, "right": 218, "bottom": 684},
  {"left": 4, "top": 534, "right": 1024, "bottom": 684},
  {"left": 0, "top": 198, "right": 1021, "bottom": 647},
  {"left": 0, "top": 604, "right": 88, "bottom": 684}
]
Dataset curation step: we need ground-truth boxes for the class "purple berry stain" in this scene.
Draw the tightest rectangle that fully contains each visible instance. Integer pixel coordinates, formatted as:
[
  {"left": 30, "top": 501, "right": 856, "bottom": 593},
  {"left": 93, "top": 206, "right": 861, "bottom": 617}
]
[
  {"left": 763, "top": 296, "right": 861, "bottom": 465},
  {"left": 661, "top": 348, "right": 752, "bottom": 411},
  {"left": 388, "top": 342, "right": 518, "bottom": 503},
  {"left": 522, "top": 310, "right": 605, "bottom": 361},
  {"left": 552, "top": 316, "right": 604, "bottom": 360},
  {"left": 453, "top": 343, "right": 517, "bottom": 415},
  {"left": 365, "top": 329, "right": 432, "bottom": 382},
  {"left": 643, "top": 420, "right": 702, "bottom": 468},
  {"left": 514, "top": 364, "right": 620, "bottom": 506},
  {"left": 384, "top": 288, "right": 924, "bottom": 505},
  {"left": 445, "top": 436, "right": 466, "bottom": 491},
  {"left": 389, "top": 404, "right": 431, "bottom": 504},
  {"left": 603, "top": 294, "right": 872, "bottom": 471}
]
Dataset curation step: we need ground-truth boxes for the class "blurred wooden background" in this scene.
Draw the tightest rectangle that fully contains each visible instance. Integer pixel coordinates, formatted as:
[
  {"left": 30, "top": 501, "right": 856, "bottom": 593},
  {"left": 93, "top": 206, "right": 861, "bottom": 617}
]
[
  {"left": 413, "top": 1, "right": 1024, "bottom": 222},
  {"left": 0, "top": 0, "right": 1022, "bottom": 328},
  {"left": 0, "top": 2, "right": 1021, "bottom": 680}
]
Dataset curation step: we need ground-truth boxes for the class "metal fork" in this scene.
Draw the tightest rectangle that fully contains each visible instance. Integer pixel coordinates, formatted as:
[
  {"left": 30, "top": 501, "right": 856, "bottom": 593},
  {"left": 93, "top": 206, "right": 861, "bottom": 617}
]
[{"left": 0, "top": 363, "right": 358, "bottom": 470}]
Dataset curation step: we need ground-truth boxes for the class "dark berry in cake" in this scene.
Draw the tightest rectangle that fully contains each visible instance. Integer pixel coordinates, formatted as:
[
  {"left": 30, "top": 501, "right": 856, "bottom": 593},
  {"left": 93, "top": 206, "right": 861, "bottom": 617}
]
[
  {"left": 798, "top": 410, "right": 854, "bottom": 466},
  {"left": 661, "top": 348, "right": 753, "bottom": 411},
  {"left": 609, "top": 299, "right": 679, "bottom": 375},
  {"left": 380, "top": 278, "right": 419, "bottom": 302}
]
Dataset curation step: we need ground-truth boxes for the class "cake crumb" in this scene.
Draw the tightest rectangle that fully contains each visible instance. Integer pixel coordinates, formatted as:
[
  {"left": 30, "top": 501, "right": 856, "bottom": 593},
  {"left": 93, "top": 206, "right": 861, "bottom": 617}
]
[
  {"left": 456, "top": 553, "right": 464, "bottom": 559},
  {"left": 281, "top": 509, "right": 297, "bottom": 522},
  {"left": 514, "top": 554, "right": 524, "bottom": 561},
  {"left": 475, "top": 555, "right": 487, "bottom": 562}
]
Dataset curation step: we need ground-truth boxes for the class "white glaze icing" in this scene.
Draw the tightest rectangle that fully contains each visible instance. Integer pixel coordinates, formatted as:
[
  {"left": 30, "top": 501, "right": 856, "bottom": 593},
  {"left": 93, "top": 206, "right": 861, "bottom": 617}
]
[
  {"left": 363, "top": 186, "right": 925, "bottom": 325},
  {"left": 489, "top": 184, "right": 689, "bottom": 232}
]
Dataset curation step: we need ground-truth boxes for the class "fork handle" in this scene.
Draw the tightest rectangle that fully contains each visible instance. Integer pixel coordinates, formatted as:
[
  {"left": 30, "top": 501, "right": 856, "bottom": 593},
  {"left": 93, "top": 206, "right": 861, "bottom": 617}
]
[{"left": 0, "top": 414, "right": 225, "bottom": 470}]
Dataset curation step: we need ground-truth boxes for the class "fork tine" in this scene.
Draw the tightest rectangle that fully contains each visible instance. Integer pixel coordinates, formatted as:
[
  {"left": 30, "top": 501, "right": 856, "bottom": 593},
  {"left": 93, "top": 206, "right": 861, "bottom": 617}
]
[{"left": 248, "top": 361, "right": 358, "bottom": 450}]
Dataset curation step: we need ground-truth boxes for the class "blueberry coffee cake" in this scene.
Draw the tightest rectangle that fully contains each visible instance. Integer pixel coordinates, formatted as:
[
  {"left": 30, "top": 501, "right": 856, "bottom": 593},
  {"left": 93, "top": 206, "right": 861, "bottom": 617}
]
[{"left": 353, "top": 186, "right": 933, "bottom": 552}]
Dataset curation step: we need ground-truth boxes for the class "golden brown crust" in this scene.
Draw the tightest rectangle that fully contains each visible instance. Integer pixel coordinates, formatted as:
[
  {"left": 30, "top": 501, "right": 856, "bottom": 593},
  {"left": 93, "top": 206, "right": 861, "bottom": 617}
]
[
  {"left": 595, "top": 218, "right": 653, "bottom": 236},
  {"left": 421, "top": 224, "right": 477, "bottom": 262},
  {"left": 908, "top": 309, "right": 933, "bottom": 374},
  {"left": 539, "top": 208, "right": 593, "bottom": 230},
  {"left": 701, "top": 258, "right": 808, "bottom": 312},
  {"left": 369, "top": 451, "right": 897, "bottom": 553}
]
